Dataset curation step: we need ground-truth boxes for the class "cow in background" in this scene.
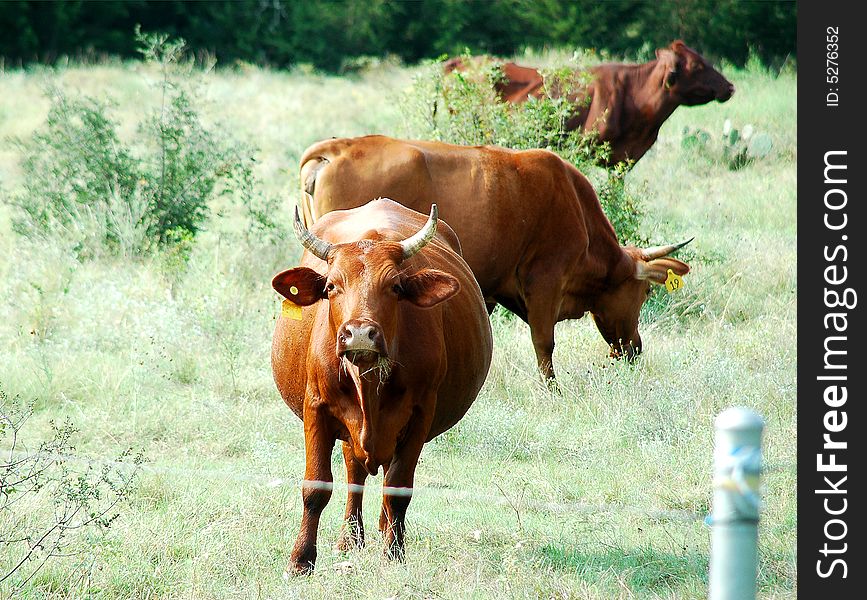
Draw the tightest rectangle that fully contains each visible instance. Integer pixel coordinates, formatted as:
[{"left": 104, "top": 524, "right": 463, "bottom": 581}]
[
  {"left": 299, "top": 136, "right": 692, "bottom": 381},
  {"left": 445, "top": 41, "right": 735, "bottom": 166}
]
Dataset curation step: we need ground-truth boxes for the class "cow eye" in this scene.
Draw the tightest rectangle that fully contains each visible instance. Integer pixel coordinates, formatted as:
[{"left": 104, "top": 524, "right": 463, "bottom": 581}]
[
  {"left": 392, "top": 284, "right": 403, "bottom": 296},
  {"left": 325, "top": 282, "right": 336, "bottom": 294}
]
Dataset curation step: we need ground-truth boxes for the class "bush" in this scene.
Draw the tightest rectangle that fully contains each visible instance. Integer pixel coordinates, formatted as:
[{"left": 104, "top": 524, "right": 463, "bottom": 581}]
[
  {"left": 0, "top": 386, "right": 141, "bottom": 593},
  {"left": 402, "top": 57, "right": 604, "bottom": 160},
  {"left": 5, "top": 30, "right": 258, "bottom": 258},
  {"left": 598, "top": 163, "right": 646, "bottom": 246},
  {"left": 8, "top": 91, "right": 148, "bottom": 257},
  {"left": 400, "top": 58, "right": 646, "bottom": 245}
]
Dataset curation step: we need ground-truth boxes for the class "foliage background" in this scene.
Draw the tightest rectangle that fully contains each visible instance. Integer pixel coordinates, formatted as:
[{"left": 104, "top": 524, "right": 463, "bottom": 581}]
[{"left": 1, "top": 0, "right": 796, "bottom": 71}]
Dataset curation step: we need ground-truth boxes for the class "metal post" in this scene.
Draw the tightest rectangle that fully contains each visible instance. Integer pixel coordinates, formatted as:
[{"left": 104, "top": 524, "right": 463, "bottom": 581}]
[{"left": 709, "top": 407, "right": 764, "bottom": 600}]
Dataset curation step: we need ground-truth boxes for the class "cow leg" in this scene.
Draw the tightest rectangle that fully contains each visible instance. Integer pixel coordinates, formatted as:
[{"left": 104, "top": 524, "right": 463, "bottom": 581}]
[
  {"left": 527, "top": 311, "right": 557, "bottom": 381},
  {"left": 288, "top": 412, "right": 334, "bottom": 576},
  {"left": 381, "top": 453, "right": 419, "bottom": 561},
  {"left": 336, "top": 442, "right": 367, "bottom": 551},
  {"left": 521, "top": 275, "right": 563, "bottom": 381},
  {"left": 381, "top": 414, "right": 430, "bottom": 561}
]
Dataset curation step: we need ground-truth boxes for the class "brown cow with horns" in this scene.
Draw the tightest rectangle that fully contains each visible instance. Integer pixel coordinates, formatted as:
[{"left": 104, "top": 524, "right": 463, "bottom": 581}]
[
  {"left": 445, "top": 40, "right": 735, "bottom": 166},
  {"left": 300, "top": 135, "right": 692, "bottom": 380},
  {"left": 271, "top": 199, "right": 492, "bottom": 574}
]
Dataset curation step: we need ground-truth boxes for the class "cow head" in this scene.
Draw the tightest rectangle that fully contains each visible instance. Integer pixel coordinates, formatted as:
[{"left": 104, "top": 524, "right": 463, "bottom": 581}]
[
  {"left": 656, "top": 40, "right": 734, "bottom": 105},
  {"left": 590, "top": 239, "right": 692, "bottom": 359},
  {"left": 272, "top": 204, "right": 460, "bottom": 377}
]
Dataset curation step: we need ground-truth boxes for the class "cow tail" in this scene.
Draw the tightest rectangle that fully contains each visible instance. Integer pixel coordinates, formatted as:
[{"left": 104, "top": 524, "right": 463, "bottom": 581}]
[{"left": 298, "top": 155, "right": 329, "bottom": 227}]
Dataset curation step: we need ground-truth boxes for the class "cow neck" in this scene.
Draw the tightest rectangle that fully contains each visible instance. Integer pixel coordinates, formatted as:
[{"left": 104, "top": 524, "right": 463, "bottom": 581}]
[
  {"left": 562, "top": 193, "right": 633, "bottom": 302},
  {"left": 626, "top": 60, "right": 679, "bottom": 129},
  {"left": 583, "top": 248, "right": 637, "bottom": 315},
  {"left": 580, "top": 200, "right": 626, "bottom": 290},
  {"left": 345, "top": 358, "right": 388, "bottom": 468},
  {"left": 581, "top": 245, "right": 634, "bottom": 299}
]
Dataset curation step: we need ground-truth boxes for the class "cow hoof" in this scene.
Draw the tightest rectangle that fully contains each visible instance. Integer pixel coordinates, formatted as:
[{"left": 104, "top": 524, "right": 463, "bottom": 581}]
[
  {"left": 335, "top": 534, "right": 365, "bottom": 552},
  {"left": 385, "top": 544, "right": 406, "bottom": 562},
  {"left": 287, "top": 557, "right": 315, "bottom": 577},
  {"left": 544, "top": 377, "right": 561, "bottom": 394}
]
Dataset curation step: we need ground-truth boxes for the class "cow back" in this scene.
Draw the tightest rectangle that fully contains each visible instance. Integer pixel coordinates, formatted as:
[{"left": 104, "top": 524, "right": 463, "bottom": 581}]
[{"left": 300, "top": 136, "right": 621, "bottom": 309}]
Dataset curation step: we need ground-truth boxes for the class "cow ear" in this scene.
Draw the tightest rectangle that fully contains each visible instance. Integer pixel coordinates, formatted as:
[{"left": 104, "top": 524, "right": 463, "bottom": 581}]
[
  {"left": 635, "top": 258, "right": 690, "bottom": 285},
  {"left": 272, "top": 267, "right": 326, "bottom": 305},
  {"left": 656, "top": 48, "right": 680, "bottom": 85},
  {"left": 656, "top": 47, "right": 675, "bottom": 62},
  {"left": 670, "top": 40, "right": 688, "bottom": 54},
  {"left": 399, "top": 269, "right": 461, "bottom": 308}
]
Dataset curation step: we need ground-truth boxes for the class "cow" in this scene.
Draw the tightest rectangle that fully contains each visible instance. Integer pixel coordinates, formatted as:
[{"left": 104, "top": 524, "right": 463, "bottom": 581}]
[
  {"left": 299, "top": 135, "right": 692, "bottom": 381},
  {"left": 271, "top": 199, "right": 493, "bottom": 574},
  {"left": 444, "top": 41, "right": 735, "bottom": 166},
  {"left": 444, "top": 55, "right": 546, "bottom": 104}
]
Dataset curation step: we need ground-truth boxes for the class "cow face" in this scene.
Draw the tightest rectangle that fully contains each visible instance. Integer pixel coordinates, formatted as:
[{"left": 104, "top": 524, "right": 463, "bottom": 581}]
[
  {"left": 657, "top": 40, "right": 734, "bottom": 106},
  {"left": 273, "top": 206, "right": 460, "bottom": 375},
  {"left": 590, "top": 244, "right": 691, "bottom": 360}
]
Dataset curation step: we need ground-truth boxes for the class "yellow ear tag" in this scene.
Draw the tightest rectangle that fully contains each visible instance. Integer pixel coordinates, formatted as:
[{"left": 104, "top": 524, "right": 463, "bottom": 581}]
[
  {"left": 664, "top": 268, "right": 684, "bottom": 293},
  {"left": 281, "top": 298, "right": 303, "bottom": 320}
]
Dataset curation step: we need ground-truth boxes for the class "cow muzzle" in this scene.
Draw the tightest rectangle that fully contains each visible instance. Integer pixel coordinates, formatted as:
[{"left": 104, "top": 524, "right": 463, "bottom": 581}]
[
  {"left": 609, "top": 338, "right": 642, "bottom": 361},
  {"left": 337, "top": 319, "right": 388, "bottom": 366},
  {"left": 717, "top": 82, "right": 735, "bottom": 102}
]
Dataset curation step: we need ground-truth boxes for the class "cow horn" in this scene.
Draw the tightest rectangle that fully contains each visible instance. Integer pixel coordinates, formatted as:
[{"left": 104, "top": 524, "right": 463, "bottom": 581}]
[
  {"left": 400, "top": 204, "right": 439, "bottom": 260},
  {"left": 293, "top": 206, "right": 332, "bottom": 260},
  {"left": 643, "top": 237, "right": 694, "bottom": 260}
]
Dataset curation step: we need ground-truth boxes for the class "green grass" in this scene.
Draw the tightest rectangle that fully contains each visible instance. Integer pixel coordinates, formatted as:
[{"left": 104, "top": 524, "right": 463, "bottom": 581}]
[{"left": 0, "top": 57, "right": 796, "bottom": 598}]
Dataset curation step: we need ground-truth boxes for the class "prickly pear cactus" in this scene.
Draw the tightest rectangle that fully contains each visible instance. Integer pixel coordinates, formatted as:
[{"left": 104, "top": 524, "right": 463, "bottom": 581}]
[
  {"left": 681, "top": 126, "right": 711, "bottom": 149},
  {"left": 720, "top": 118, "right": 773, "bottom": 170},
  {"left": 746, "top": 133, "right": 773, "bottom": 160},
  {"left": 681, "top": 118, "right": 774, "bottom": 169}
]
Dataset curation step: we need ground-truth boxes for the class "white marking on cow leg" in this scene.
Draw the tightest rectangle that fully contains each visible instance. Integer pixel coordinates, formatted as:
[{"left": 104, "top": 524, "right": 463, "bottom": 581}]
[
  {"left": 302, "top": 480, "right": 335, "bottom": 491},
  {"left": 382, "top": 485, "right": 414, "bottom": 497}
]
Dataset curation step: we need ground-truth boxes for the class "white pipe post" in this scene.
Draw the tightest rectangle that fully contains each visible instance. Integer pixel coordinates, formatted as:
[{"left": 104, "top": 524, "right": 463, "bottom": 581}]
[{"left": 709, "top": 407, "right": 764, "bottom": 600}]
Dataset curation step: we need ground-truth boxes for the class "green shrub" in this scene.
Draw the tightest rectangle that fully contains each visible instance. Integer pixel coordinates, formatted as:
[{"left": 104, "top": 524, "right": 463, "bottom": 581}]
[
  {"left": 400, "top": 58, "right": 646, "bottom": 245},
  {"left": 1, "top": 386, "right": 141, "bottom": 593},
  {"left": 5, "top": 30, "right": 259, "bottom": 258},
  {"left": 402, "top": 57, "right": 605, "bottom": 161},
  {"left": 598, "top": 163, "right": 646, "bottom": 246},
  {"left": 8, "top": 91, "right": 147, "bottom": 257}
]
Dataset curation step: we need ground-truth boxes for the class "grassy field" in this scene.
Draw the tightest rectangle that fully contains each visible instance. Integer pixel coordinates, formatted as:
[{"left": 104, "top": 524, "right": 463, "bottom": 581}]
[{"left": 0, "top": 56, "right": 796, "bottom": 599}]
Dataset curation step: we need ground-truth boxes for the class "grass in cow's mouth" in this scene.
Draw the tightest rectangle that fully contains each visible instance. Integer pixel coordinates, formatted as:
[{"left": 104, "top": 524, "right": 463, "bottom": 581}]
[
  {"left": 341, "top": 352, "right": 394, "bottom": 382},
  {"left": 343, "top": 350, "right": 381, "bottom": 364}
]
